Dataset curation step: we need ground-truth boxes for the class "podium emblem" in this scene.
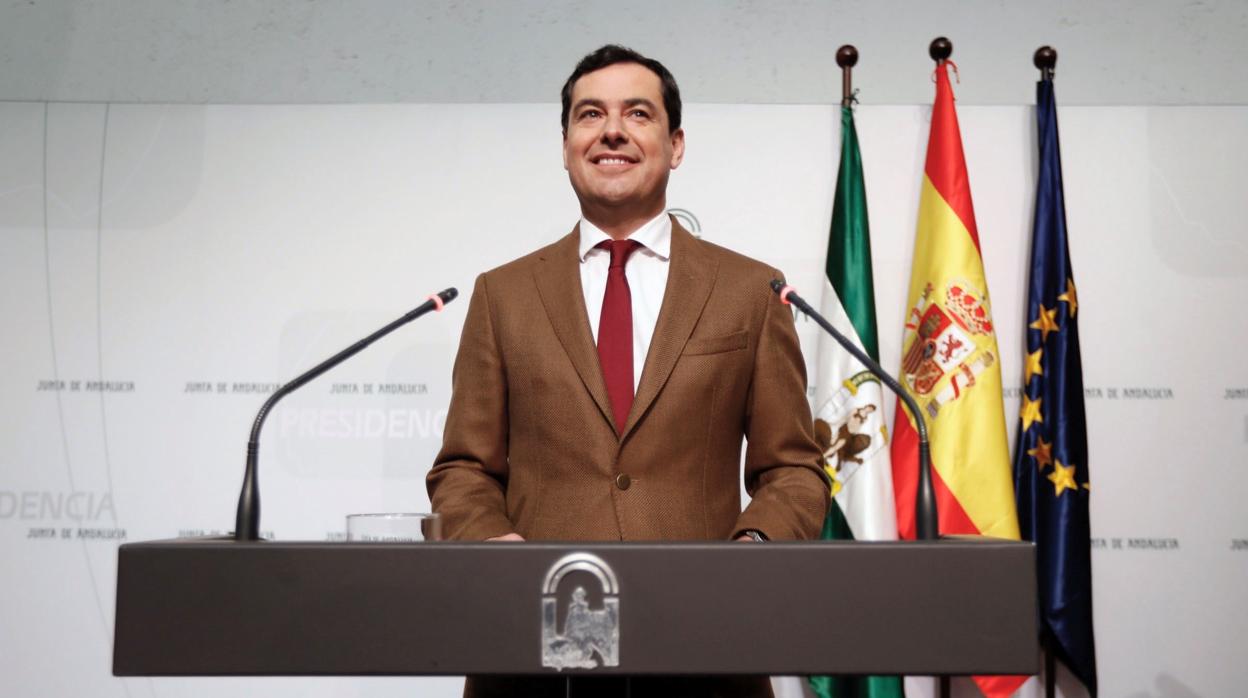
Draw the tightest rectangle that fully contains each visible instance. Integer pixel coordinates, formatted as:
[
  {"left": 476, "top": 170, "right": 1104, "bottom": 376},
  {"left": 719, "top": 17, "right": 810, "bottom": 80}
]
[{"left": 541, "top": 552, "right": 619, "bottom": 670}]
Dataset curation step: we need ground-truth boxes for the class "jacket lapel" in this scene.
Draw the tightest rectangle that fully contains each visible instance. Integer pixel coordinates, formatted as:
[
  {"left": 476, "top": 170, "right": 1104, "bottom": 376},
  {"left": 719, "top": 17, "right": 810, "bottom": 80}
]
[
  {"left": 533, "top": 226, "right": 616, "bottom": 431},
  {"left": 622, "top": 221, "right": 717, "bottom": 439}
]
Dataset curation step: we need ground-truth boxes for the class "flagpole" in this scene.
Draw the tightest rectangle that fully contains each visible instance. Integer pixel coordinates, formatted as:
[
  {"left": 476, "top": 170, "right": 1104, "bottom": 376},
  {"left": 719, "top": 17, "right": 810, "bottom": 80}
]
[
  {"left": 1035, "top": 45, "right": 1057, "bottom": 81},
  {"left": 929, "top": 35, "right": 954, "bottom": 698},
  {"left": 836, "top": 44, "right": 857, "bottom": 107},
  {"left": 929, "top": 36, "right": 952, "bottom": 65},
  {"left": 1034, "top": 42, "right": 1060, "bottom": 698}
]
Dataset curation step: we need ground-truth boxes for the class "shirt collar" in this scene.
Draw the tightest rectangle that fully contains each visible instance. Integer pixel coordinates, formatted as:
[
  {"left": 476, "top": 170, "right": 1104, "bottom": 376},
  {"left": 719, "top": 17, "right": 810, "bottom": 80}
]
[{"left": 578, "top": 211, "right": 672, "bottom": 262}]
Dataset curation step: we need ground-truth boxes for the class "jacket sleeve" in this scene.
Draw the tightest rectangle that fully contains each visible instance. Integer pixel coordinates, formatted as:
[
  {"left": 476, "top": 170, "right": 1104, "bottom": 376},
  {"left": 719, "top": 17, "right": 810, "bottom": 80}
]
[
  {"left": 426, "top": 274, "right": 516, "bottom": 540},
  {"left": 731, "top": 272, "right": 831, "bottom": 540}
]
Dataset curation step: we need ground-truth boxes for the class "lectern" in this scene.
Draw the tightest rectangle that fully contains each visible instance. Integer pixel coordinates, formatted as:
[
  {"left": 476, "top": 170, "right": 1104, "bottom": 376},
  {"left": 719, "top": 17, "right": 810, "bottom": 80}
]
[{"left": 113, "top": 537, "right": 1036, "bottom": 677}]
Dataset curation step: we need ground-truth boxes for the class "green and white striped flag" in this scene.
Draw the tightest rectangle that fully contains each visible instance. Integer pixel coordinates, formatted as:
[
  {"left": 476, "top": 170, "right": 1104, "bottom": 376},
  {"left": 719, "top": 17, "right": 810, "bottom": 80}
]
[{"left": 807, "top": 105, "right": 904, "bottom": 698}]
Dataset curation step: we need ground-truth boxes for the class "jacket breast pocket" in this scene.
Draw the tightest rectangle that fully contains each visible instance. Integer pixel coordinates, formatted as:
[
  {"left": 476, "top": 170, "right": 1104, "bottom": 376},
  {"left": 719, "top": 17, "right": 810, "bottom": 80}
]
[{"left": 682, "top": 330, "right": 748, "bottom": 356}]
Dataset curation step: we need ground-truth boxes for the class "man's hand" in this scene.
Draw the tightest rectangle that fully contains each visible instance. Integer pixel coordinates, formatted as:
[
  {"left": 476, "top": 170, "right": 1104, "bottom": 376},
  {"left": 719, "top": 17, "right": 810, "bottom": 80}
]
[{"left": 486, "top": 533, "right": 525, "bottom": 542}]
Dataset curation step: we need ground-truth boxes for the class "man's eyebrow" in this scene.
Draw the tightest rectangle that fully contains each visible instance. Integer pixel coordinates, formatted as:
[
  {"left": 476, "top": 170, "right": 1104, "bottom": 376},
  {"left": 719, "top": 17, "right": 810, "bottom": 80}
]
[
  {"left": 572, "top": 98, "right": 607, "bottom": 113},
  {"left": 571, "top": 98, "right": 659, "bottom": 113},
  {"left": 623, "top": 98, "right": 658, "bottom": 112}
]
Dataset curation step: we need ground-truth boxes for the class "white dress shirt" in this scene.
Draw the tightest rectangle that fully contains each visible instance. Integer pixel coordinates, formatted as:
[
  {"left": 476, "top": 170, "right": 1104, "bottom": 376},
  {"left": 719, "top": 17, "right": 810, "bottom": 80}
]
[{"left": 578, "top": 212, "right": 671, "bottom": 392}]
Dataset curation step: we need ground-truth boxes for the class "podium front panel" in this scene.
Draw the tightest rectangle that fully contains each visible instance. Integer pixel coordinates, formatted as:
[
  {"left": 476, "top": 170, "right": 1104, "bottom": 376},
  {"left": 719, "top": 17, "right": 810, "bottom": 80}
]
[{"left": 113, "top": 538, "right": 1037, "bottom": 676}]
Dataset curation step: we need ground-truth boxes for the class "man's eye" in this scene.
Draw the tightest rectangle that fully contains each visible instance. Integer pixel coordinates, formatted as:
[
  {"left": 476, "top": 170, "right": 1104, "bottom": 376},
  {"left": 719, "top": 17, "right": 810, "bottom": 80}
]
[
  {"left": 579, "top": 110, "right": 602, "bottom": 120},
  {"left": 630, "top": 110, "right": 650, "bottom": 119}
]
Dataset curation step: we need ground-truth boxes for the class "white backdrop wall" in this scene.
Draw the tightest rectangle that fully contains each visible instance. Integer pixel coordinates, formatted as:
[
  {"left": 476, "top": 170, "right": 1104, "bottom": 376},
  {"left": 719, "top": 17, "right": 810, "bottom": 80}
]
[
  {"left": 2, "top": 100, "right": 1246, "bottom": 697},
  {"left": 4, "top": 0, "right": 1248, "bottom": 107}
]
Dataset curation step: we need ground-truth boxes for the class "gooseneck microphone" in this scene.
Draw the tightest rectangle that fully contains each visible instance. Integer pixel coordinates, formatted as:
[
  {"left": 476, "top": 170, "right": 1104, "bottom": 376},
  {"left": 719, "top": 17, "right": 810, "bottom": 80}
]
[
  {"left": 770, "top": 279, "right": 939, "bottom": 541},
  {"left": 234, "top": 288, "right": 459, "bottom": 541}
]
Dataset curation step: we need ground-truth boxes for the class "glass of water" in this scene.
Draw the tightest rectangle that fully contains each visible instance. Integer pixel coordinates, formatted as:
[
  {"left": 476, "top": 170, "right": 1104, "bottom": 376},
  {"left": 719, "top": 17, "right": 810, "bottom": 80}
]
[{"left": 345, "top": 513, "right": 442, "bottom": 542}]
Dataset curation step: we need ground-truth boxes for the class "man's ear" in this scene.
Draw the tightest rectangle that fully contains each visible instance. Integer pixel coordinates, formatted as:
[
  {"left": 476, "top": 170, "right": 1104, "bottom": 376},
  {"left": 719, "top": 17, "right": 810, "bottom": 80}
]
[
  {"left": 669, "top": 128, "right": 686, "bottom": 169},
  {"left": 561, "top": 129, "right": 570, "bottom": 170}
]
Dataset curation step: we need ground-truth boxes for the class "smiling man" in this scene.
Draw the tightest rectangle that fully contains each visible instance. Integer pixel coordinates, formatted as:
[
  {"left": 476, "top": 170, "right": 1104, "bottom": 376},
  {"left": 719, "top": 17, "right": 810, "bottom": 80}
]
[
  {"left": 561, "top": 56, "right": 684, "bottom": 239},
  {"left": 427, "top": 45, "right": 828, "bottom": 697}
]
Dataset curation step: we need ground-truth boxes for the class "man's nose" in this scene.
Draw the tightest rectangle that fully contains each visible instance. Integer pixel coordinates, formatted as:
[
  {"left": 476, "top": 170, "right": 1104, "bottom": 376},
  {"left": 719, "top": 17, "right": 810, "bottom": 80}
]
[{"left": 600, "top": 112, "right": 628, "bottom": 146}]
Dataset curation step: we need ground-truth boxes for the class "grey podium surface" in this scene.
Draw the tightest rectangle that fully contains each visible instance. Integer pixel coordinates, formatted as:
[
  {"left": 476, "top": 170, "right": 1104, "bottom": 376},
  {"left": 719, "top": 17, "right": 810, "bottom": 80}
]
[{"left": 113, "top": 538, "right": 1037, "bottom": 677}]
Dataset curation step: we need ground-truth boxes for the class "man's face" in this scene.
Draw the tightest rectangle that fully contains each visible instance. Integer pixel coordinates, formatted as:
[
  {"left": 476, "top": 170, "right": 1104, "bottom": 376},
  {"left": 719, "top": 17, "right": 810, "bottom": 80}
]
[{"left": 563, "top": 62, "right": 685, "bottom": 220}]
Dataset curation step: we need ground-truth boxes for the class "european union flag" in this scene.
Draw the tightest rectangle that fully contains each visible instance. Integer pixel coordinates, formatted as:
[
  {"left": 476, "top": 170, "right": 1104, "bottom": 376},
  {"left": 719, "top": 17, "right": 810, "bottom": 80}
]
[{"left": 1013, "top": 77, "right": 1098, "bottom": 695}]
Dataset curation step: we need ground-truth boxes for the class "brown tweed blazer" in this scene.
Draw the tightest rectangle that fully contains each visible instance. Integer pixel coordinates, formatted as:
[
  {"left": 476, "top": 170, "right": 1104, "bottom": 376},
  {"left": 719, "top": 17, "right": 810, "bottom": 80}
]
[{"left": 427, "top": 220, "right": 828, "bottom": 542}]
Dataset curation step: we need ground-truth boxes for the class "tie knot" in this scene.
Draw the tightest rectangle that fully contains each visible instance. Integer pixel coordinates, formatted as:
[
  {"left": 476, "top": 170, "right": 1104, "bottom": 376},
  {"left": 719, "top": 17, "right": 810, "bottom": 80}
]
[{"left": 597, "top": 239, "right": 642, "bottom": 269}]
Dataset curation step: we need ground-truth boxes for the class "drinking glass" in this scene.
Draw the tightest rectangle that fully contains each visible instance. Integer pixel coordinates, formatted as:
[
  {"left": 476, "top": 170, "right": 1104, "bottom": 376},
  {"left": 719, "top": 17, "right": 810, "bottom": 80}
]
[{"left": 345, "top": 513, "right": 441, "bottom": 542}]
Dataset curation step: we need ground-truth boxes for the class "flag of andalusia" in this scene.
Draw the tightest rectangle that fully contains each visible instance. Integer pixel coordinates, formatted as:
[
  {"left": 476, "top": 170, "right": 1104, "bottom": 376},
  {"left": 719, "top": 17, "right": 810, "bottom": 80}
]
[
  {"left": 807, "top": 105, "right": 902, "bottom": 698},
  {"left": 890, "top": 62, "right": 1024, "bottom": 698}
]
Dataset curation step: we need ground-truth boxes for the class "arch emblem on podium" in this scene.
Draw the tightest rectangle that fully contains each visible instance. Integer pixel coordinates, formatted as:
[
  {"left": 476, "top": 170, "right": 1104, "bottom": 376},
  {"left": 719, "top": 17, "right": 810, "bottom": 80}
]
[{"left": 540, "top": 552, "right": 620, "bottom": 670}]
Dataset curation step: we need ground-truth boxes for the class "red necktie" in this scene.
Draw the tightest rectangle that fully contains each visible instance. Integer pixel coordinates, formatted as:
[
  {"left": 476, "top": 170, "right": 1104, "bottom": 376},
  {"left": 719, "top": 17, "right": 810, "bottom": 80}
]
[{"left": 596, "top": 239, "right": 641, "bottom": 434}]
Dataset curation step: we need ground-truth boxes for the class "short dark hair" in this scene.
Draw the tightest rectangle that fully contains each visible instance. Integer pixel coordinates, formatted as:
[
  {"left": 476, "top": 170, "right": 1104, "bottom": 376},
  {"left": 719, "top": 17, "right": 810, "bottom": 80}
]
[{"left": 560, "top": 44, "right": 682, "bottom": 134}]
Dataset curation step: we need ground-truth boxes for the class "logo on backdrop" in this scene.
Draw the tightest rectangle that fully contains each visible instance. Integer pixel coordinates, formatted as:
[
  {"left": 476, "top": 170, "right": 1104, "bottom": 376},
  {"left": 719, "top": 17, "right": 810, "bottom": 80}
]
[
  {"left": 2, "top": 490, "right": 126, "bottom": 541},
  {"left": 37, "top": 379, "right": 135, "bottom": 393},
  {"left": 1091, "top": 537, "right": 1182, "bottom": 551},
  {"left": 667, "top": 208, "right": 701, "bottom": 236},
  {"left": 183, "top": 373, "right": 447, "bottom": 478},
  {"left": 541, "top": 552, "right": 620, "bottom": 671}
]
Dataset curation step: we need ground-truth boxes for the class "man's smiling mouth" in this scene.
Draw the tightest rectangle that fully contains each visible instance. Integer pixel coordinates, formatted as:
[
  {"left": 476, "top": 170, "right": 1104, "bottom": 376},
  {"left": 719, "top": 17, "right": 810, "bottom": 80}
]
[{"left": 592, "top": 154, "right": 638, "bottom": 165}]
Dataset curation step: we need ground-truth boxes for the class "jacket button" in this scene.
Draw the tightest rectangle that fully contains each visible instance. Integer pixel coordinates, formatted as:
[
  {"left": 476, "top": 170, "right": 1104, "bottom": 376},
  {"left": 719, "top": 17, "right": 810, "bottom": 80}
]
[{"left": 615, "top": 473, "right": 631, "bottom": 490}]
